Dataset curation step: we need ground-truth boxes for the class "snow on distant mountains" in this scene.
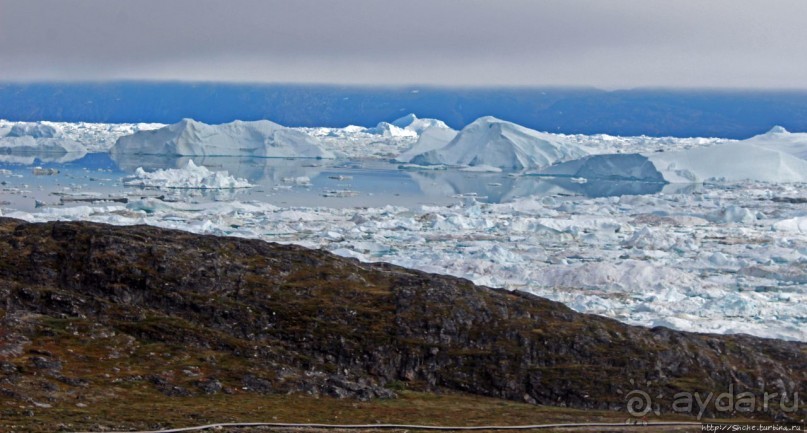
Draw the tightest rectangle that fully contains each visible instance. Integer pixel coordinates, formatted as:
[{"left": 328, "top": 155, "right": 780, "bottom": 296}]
[
  {"left": 112, "top": 119, "right": 335, "bottom": 159},
  {"left": 401, "top": 116, "right": 587, "bottom": 170}
]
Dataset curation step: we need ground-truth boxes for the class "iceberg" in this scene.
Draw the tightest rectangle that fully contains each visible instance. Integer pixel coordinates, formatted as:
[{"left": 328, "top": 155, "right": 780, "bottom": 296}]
[
  {"left": 390, "top": 113, "right": 450, "bottom": 134},
  {"left": 112, "top": 119, "right": 335, "bottom": 159},
  {"left": 0, "top": 136, "right": 86, "bottom": 155},
  {"left": 405, "top": 116, "right": 587, "bottom": 170},
  {"left": 773, "top": 216, "right": 807, "bottom": 234},
  {"left": 5, "top": 122, "right": 62, "bottom": 138},
  {"left": 0, "top": 121, "right": 87, "bottom": 157},
  {"left": 365, "top": 122, "right": 418, "bottom": 138},
  {"left": 647, "top": 141, "right": 807, "bottom": 183},
  {"left": 395, "top": 125, "right": 458, "bottom": 163},
  {"left": 741, "top": 125, "right": 807, "bottom": 159},
  {"left": 366, "top": 114, "right": 449, "bottom": 138},
  {"left": 124, "top": 160, "right": 254, "bottom": 189},
  {"left": 539, "top": 132, "right": 807, "bottom": 184},
  {"left": 538, "top": 153, "right": 666, "bottom": 182},
  {"left": 1, "top": 119, "right": 165, "bottom": 153}
]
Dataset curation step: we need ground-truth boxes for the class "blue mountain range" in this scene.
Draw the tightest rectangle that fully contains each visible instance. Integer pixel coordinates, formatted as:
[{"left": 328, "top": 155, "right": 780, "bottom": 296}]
[{"left": 2, "top": 82, "right": 807, "bottom": 139}]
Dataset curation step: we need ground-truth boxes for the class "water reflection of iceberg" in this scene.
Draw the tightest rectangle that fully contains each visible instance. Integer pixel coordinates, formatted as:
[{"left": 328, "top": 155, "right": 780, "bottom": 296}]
[
  {"left": 110, "top": 154, "right": 328, "bottom": 187},
  {"left": 0, "top": 151, "right": 87, "bottom": 165},
  {"left": 407, "top": 169, "right": 666, "bottom": 203},
  {"left": 538, "top": 177, "right": 666, "bottom": 198}
]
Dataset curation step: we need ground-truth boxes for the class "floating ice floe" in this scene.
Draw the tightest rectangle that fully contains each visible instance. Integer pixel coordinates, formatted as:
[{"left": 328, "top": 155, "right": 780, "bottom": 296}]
[
  {"left": 124, "top": 160, "right": 254, "bottom": 189},
  {"left": 773, "top": 216, "right": 807, "bottom": 233},
  {"left": 112, "top": 119, "right": 335, "bottom": 159},
  {"left": 282, "top": 176, "right": 312, "bottom": 186}
]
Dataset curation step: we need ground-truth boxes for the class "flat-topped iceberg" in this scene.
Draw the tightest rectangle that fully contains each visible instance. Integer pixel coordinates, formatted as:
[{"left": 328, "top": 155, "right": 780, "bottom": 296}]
[
  {"left": 643, "top": 125, "right": 807, "bottom": 183},
  {"left": 112, "top": 119, "right": 335, "bottom": 159},
  {"left": 124, "top": 160, "right": 254, "bottom": 189},
  {"left": 403, "top": 116, "right": 587, "bottom": 170},
  {"left": 647, "top": 141, "right": 807, "bottom": 183},
  {"left": 539, "top": 130, "right": 807, "bottom": 184}
]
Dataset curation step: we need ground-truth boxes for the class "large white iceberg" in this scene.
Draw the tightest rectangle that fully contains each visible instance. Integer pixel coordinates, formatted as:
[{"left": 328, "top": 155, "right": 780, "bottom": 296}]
[
  {"left": 112, "top": 119, "right": 335, "bottom": 159},
  {"left": 539, "top": 127, "right": 807, "bottom": 184},
  {"left": 647, "top": 141, "right": 807, "bottom": 183},
  {"left": 404, "top": 116, "right": 587, "bottom": 170}
]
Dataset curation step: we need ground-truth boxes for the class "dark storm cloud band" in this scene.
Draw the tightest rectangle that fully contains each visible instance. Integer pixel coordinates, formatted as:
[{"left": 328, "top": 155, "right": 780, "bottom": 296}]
[{"left": 1, "top": 0, "right": 806, "bottom": 88}]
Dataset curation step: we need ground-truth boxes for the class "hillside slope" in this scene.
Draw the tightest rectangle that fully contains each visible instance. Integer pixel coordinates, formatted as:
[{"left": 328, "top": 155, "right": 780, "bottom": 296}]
[{"left": 0, "top": 218, "right": 804, "bottom": 429}]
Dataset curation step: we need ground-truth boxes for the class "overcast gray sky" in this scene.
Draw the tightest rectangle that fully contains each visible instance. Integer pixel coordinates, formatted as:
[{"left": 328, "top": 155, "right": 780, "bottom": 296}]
[{"left": 1, "top": 0, "right": 806, "bottom": 89}]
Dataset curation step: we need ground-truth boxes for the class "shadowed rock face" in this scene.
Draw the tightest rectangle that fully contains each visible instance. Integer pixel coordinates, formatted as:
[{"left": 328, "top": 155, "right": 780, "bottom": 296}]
[{"left": 0, "top": 218, "right": 804, "bottom": 420}]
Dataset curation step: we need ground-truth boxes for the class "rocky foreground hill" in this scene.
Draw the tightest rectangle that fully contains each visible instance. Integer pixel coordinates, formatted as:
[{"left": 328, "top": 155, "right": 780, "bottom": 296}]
[{"left": 0, "top": 218, "right": 804, "bottom": 428}]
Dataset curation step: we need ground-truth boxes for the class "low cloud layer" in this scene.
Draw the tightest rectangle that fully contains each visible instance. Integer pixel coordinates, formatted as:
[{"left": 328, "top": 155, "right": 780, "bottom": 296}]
[{"left": 2, "top": 0, "right": 806, "bottom": 88}]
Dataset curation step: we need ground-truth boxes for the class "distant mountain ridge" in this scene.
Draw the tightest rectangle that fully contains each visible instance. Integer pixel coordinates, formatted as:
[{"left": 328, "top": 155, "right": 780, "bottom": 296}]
[{"left": 3, "top": 82, "right": 807, "bottom": 138}]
